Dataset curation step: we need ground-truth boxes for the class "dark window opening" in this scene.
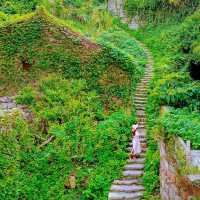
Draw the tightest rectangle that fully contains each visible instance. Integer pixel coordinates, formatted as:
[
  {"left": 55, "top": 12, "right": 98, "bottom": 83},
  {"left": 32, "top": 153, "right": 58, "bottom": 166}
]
[{"left": 189, "top": 60, "right": 200, "bottom": 80}]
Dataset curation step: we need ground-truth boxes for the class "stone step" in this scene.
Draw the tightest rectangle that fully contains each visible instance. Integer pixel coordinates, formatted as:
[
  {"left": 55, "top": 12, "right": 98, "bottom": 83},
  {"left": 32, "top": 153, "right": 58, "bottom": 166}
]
[
  {"left": 137, "top": 118, "right": 146, "bottom": 122},
  {"left": 135, "top": 94, "right": 147, "bottom": 99},
  {"left": 137, "top": 128, "right": 146, "bottom": 136},
  {"left": 138, "top": 118, "right": 146, "bottom": 122},
  {"left": 139, "top": 79, "right": 150, "bottom": 83},
  {"left": 135, "top": 106, "right": 146, "bottom": 110},
  {"left": 127, "top": 158, "right": 145, "bottom": 164},
  {"left": 138, "top": 121, "right": 146, "bottom": 125},
  {"left": 138, "top": 123, "right": 146, "bottom": 128},
  {"left": 146, "top": 69, "right": 153, "bottom": 73},
  {"left": 137, "top": 114, "right": 146, "bottom": 119},
  {"left": 136, "top": 86, "right": 148, "bottom": 90},
  {"left": 135, "top": 92, "right": 147, "bottom": 97},
  {"left": 113, "top": 179, "right": 142, "bottom": 186},
  {"left": 126, "top": 147, "right": 147, "bottom": 152},
  {"left": 145, "top": 66, "right": 153, "bottom": 70},
  {"left": 136, "top": 89, "right": 148, "bottom": 93},
  {"left": 110, "top": 184, "right": 144, "bottom": 193},
  {"left": 108, "top": 191, "right": 143, "bottom": 200},
  {"left": 136, "top": 91, "right": 148, "bottom": 95},
  {"left": 135, "top": 101, "right": 147, "bottom": 105},
  {"left": 141, "top": 76, "right": 151, "bottom": 80},
  {"left": 137, "top": 82, "right": 149, "bottom": 86},
  {"left": 136, "top": 110, "right": 146, "bottom": 117},
  {"left": 137, "top": 82, "right": 148, "bottom": 86},
  {"left": 138, "top": 124, "right": 145, "bottom": 128},
  {"left": 123, "top": 170, "right": 144, "bottom": 178},
  {"left": 134, "top": 97, "right": 147, "bottom": 101},
  {"left": 136, "top": 107, "right": 145, "bottom": 111},
  {"left": 146, "top": 63, "right": 153, "bottom": 68},
  {"left": 124, "top": 164, "right": 144, "bottom": 170},
  {"left": 138, "top": 121, "right": 146, "bottom": 126},
  {"left": 143, "top": 76, "right": 152, "bottom": 80},
  {"left": 144, "top": 73, "right": 152, "bottom": 76}
]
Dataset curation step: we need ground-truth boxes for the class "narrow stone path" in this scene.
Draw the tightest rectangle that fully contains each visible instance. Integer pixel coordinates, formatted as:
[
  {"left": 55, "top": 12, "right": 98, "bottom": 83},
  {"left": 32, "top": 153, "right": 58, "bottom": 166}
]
[{"left": 108, "top": 45, "right": 153, "bottom": 200}]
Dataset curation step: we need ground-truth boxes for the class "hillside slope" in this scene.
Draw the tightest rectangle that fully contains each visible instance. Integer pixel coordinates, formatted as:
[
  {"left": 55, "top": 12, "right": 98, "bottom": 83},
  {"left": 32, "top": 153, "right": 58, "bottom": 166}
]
[{"left": 0, "top": 6, "right": 147, "bottom": 200}]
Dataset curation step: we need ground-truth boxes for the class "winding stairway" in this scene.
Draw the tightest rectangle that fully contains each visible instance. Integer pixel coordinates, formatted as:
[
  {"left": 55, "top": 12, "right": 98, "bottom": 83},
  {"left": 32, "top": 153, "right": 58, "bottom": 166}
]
[{"left": 108, "top": 45, "right": 153, "bottom": 200}]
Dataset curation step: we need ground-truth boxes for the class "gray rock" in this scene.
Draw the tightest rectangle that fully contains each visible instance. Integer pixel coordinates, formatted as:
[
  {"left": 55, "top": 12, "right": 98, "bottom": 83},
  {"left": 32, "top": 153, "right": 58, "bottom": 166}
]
[
  {"left": 109, "top": 191, "right": 143, "bottom": 200},
  {"left": 110, "top": 184, "right": 144, "bottom": 192}
]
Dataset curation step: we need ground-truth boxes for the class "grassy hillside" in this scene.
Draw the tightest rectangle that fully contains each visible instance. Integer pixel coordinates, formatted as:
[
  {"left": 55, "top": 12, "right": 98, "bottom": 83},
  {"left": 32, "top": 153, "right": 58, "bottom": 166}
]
[{"left": 0, "top": 6, "right": 146, "bottom": 200}]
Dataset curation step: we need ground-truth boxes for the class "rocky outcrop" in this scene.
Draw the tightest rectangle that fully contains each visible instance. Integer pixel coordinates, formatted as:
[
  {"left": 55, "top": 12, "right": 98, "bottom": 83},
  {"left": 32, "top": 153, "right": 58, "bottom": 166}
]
[{"left": 0, "top": 96, "right": 32, "bottom": 120}]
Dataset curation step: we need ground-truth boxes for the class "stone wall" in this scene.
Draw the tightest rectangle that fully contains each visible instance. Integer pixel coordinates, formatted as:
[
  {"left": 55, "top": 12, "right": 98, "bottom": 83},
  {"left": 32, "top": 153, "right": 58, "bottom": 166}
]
[{"left": 160, "top": 140, "right": 200, "bottom": 200}]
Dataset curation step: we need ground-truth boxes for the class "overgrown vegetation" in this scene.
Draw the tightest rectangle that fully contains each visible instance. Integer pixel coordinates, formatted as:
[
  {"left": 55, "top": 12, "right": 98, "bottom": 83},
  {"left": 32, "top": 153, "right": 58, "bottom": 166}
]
[
  {"left": 123, "top": 0, "right": 200, "bottom": 198},
  {"left": 0, "top": 75, "right": 133, "bottom": 199},
  {"left": 0, "top": 0, "right": 199, "bottom": 199},
  {"left": 0, "top": 4, "right": 146, "bottom": 199}
]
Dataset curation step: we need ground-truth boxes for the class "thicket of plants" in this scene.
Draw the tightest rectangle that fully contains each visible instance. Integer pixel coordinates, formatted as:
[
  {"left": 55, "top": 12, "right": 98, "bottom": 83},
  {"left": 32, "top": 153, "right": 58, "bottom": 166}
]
[
  {"left": 0, "top": 75, "right": 133, "bottom": 199},
  {"left": 0, "top": 0, "right": 39, "bottom": 14},
  {"left": 125, "top": 0, "right": 199, "bottom": 22},
  {"left": 123, "top": 1, "right": 200, "bottom": 198},
  {"left": 0, "top": 6, "right": 146, "bottom": 199}
]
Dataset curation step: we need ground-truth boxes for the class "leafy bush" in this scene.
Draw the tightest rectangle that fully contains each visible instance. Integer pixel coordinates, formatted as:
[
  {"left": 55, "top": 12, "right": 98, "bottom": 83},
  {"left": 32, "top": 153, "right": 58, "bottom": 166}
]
[
  {"left": 125, "top": 0, "right": 199, "bottom": 22},
  {"left": 0, "top": 75, "right": 134, "bottom": 199},
  {"left": 0, "top": 6, "right": 148, "bottom": 199},
  {"left": 0, "top": 0, "right": 39, "bottom": 14},
  {"left": 160, "top": 108, "right": 200, "bottom": 149},
  {"left": 126, "top": 0, "right": 200, "bottom": 198},
  {"left": 16, "top": 86, "right": 36, "bottom": 105}
]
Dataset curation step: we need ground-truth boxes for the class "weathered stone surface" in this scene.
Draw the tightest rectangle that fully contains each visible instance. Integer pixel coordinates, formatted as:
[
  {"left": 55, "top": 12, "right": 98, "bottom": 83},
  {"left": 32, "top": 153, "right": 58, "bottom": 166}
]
[
  {"left": 110, "top": 184, "right": 144, "bottom": 192},
  {"left": 113, "top": 179, "right": 142, "bottom": 185},
  {"left": 109, "top": 191, "right": 143, "bottom": 200},
  {"left": 0, "top": 96, "right": 32, "bottom": 120},
  {"left": 127, "top": 158, "right": 145, "bottom": 164},
  {"left": 160, "top": 140, "right": 200, "bottom": 200},
  {"left": 124, "top": 164, "right": 144, "bottom": 170},
  {"left": 136, "top": 110, "right": 145, "bottom": 116},
  {"left": 123, "top": 170, "right": 143, "bottom": 178},
  {"left": 0, "top": 96, "right": 11, "bottom": 103}
]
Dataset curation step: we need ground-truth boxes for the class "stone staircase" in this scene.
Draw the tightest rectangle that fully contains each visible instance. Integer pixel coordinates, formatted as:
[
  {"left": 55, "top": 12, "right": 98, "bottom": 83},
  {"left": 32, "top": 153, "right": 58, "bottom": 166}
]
[{"left": 108, "top": 46, "right": 153, "bottom": 200}]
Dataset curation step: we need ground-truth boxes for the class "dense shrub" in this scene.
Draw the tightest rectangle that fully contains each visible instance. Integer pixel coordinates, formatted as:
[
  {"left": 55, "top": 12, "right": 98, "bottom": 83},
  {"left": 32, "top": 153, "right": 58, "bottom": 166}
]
[
  {"left": 125, "top": 0, "right": 200, "bottom": 198},
  {"left": 0, "top": 75, "right": 134, "bottom": 199},
  {"left": 0, "top": 7, "right": 146, "bottom": 199},
  {"left": 124, "top": 0, "right": 199, "bottom": 22},
  {"left": 160, "top": 108, "right": 200, "bottom": 149},
  {"left": 0, "top": 0, "right": 39, "bottom": 14}
]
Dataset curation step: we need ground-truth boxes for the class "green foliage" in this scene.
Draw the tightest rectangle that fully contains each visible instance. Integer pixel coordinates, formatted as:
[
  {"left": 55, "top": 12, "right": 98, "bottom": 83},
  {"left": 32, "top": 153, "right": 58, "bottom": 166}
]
[
  {"left": 97, "top": 30, "right": 146, "bottom": 65},
  {"left": 152, "top": 72, "right": 200, "bottom": 109},
  {"left": 127, "top": 1, "right": 200, "bottom": 198},
  {"left": 179, "top": 8, "right": 200, "bottom": 62},
  {"left": 125, "top": 0, "right": 199, "bottom": 22},
  {"left": 16, "top": 86, "right": 36, "bottom": 106},
  {"left": 0, "top": 75, "right": 134, "bottom": 199},
  {"left": 0, "top": 0, "right": 39, "bottom": 14},
  {"left": 142, "top": 80, "right": 161, "bottom": 198},
  {"left": 0, "top": 6, "right": 147, "bottom": 199},
  {"left": 160, "top": 108, "right": 200, "bottom": 149}
]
